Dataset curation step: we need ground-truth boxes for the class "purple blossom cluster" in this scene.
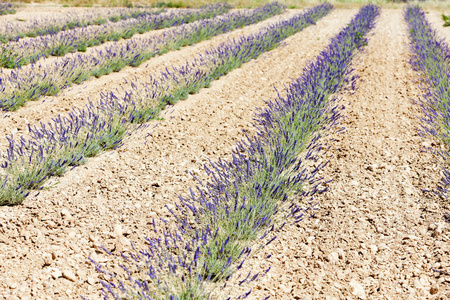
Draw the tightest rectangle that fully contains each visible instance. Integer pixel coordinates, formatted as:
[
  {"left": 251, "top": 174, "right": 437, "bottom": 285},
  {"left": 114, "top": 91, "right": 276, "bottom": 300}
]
[
  {"left": 0, "top": 6, "right": 162, "bottom": 42},
  {"left": 0, "top": 2, "right": 284, "bottom": 111},
  {"left": 405, "top": 7, "right": 450, "bottom": 220},
  {"left": 91, "top": 4, "right": 379, "bottom": 299}
]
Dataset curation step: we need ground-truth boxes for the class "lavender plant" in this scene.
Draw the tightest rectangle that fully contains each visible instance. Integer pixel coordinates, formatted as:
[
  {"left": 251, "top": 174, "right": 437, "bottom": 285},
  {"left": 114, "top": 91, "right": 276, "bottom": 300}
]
[
  {"left": 0, "top": 3, "right": 231, "bottom": 68},
  {"left": 0, "top": 106, "right": 133, "bottom": 205},
  {"left": 0, "top": 1, "right": 15, "bottom": 15},
  {"left": 0, "top": 2, "right": 284, "bottom": 111},
  {"left": 405, "top": 7, "right": 450, "bottom": 213},
  {"left": 0, "top": 7, "right": 164, "bottom": 43},
  {"left": 92, "top": 4, "right": 379, "bottom": 299}
]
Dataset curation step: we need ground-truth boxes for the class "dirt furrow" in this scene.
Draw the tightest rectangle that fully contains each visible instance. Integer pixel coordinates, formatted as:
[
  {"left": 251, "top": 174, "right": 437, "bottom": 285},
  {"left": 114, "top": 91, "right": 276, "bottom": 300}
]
[
  {"left": 0, "top": 9, "right": 357, "bottom": 300},
  {"left": 227, "top": 9, "right": 450, "bottom": 300}
]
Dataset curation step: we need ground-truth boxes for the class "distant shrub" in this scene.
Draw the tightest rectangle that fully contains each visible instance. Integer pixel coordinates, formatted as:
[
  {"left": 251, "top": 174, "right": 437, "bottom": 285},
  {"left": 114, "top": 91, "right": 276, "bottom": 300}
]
[{"left": 154, "top": 1, "right": 183, "bottom": 8}]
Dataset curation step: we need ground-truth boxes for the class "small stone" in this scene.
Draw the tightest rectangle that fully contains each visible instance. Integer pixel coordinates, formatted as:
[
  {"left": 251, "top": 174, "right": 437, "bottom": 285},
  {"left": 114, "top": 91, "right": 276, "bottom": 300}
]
[
  {"left": 333, "top": 282, "right": 343, "bottom": 289},
  {"left": 6, "top": 296, "right": 19, "bottom": 300},
  {"left": 116, "top": 236, "right": 131, "bottom": 252},
  {"left": 349, "top": 180, "right": 359, "bottom": 186},
  {"left": 113, "top": 224, "right": 124, "bottom": 237},
  {"left": 328, "top": 252, "right": 339, "bottom": 262},
  {"left": 428, "top": 223, "right": 437, "bottom": 230},
  {"left": 279, "top": 283, "right": 292, "bottom": 293},
  {"left": 414, "top": 279, "right": 423, "bottom": 289},
  {"left": 90, "top": 252, "right": 108, "bottom": 263},
  {"left": 430, "top": 284, "right": 439, "bottom": 295},
  {"left": 404, "top": 187, "right": 414, "bottom": 195},
  {"left": 51, "top": 268, "right": 62, "bottom": 279},
  {"left": 76, "top": 269, "right": 87, "bottom": 280},
  {"left": 336, "top": 248, "right": 345, "bottom": 259},
  {"left": 87, "top": 276, "right": 98, "bottom": 285},
  {"left": 367, "top": 164, "right": 377, "bottom": 172},
  {"left": 350, "top": 279, "right": 366, "bottom": 299},
  {"left": 60, "top": 209, "right": 71, "bottom": 218},
  {"left": 369, "top": 245, "right": 378, "bottom": 254},
  {"left": 378, "top": 243, "right": 387, "bottom": 251},
  {"left": 63, "top": 270, "right": 77, "bottom": 282},
  {"left": 304, "top": 245, "right": 312, "bottom": 256}
]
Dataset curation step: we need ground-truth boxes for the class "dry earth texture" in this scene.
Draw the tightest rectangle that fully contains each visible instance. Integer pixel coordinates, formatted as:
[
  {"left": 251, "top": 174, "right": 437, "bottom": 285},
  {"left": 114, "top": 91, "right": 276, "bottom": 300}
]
[{"left": 0, "top": 5, "right": 449, "bottom": 300}]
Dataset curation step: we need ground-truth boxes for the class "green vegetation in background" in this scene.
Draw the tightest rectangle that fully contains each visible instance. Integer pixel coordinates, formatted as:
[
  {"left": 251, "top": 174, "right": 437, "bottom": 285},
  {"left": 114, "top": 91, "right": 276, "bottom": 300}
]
[
  {"left": 153, "top": 1, "right": 183, "bottom": 8},
  {"left": 442, "top": 13, "right": 450, "bottom": 26}
]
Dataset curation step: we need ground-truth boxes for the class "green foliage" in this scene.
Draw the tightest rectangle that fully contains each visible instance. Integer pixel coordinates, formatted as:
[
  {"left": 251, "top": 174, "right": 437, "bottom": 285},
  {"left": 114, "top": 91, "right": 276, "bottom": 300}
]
[
  {"left": 443, "top": 13, "right": 450, "bottom": 26},
  {"left": 154, "top": 1, "right": 184, "bottom": 8}
]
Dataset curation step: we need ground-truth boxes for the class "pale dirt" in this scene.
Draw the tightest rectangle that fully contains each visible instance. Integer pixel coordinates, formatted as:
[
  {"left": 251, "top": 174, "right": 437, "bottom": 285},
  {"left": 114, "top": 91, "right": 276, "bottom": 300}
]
[{"left": 0, "top": 7, "right": 449, "bottom": 300}]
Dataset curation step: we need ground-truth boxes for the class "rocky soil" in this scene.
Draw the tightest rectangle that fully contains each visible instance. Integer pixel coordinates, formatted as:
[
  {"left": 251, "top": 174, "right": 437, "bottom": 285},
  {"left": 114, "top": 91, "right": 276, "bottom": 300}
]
[{"left": 0, "top": 6, "right": 449, "bottom": 300}]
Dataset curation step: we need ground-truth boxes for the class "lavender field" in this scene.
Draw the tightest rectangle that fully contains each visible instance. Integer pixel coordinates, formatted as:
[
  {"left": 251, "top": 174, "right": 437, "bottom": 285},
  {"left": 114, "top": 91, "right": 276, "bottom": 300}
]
[{"left": 0, "top": 1, "right": 449, "bottom": 300}]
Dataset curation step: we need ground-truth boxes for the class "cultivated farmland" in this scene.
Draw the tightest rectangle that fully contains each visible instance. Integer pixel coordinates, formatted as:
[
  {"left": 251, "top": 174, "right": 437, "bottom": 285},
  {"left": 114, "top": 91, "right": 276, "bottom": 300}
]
[{"left": 0, "top": 1, "right": 449, "bottom": 300}]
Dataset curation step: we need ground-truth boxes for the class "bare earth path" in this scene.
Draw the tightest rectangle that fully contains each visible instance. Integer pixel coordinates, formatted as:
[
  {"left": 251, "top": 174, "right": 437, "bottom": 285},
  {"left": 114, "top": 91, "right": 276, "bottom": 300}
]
[{"left": 229, "top": 9, "right": 450, "bottom": 300}]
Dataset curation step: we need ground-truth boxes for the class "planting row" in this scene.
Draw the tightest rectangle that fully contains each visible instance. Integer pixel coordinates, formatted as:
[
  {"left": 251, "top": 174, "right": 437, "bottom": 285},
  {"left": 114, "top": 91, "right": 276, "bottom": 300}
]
[
  {"left": 0, "top": 3, "right": 232, "bottom": 68},
  {"left": 92, "top": 4, "right": 380, "bottom": 299},
  {"left": 0, "top": 1, "right": 15, "bottom": 16},
  {"left": 0, "top": 7, "right": 163, "bottom": 43},
  {"left": 0, "top": 2, "right": 331, "bottom": 209},
  {"left": 405, "top": 6, "right": 450, "bottom": 220},
  {"left": 0, "top": 2, "right": 284, "bottom": 112}
]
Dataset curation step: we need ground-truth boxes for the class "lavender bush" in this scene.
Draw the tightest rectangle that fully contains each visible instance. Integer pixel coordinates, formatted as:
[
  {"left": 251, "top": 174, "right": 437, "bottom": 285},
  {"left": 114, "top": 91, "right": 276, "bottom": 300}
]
[
  {"left": 91, "top": 4, "right": 379, "bottom": 299},
  {"left": 405, "top": 7, "right": 450, "bottom": 221},
  {"left": 0, "top": 2, "right": 284, "bottom": 111},
  {"left": 0, "top": 1, "right": 15, "bottom": 15},
  {"left": 0, "top": 3, "right": 231, "bottom": 67}
]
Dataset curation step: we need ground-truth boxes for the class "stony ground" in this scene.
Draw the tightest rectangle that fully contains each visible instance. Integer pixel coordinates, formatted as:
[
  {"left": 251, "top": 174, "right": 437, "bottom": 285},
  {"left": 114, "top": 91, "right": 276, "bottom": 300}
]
[{"left": 0, "top": 6, "right": 449, "bottom": 300}]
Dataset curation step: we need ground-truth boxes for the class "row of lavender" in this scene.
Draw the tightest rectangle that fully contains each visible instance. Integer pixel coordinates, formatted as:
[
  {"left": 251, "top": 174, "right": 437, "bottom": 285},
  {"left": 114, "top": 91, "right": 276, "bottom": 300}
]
[
  {"left": 0, "top": 7, "right": 163, "bottom": 43},
  {"left": 0, "top": 3, "right": 232, "bottom": 68},
  {"left": 0, "top": 1, "right": 15, "bottom": 16},
  {"left": 404, "top": 6, "right": 450, "bottom": 222},
  {"left": 0, "top": 3, "right": 331, "bottom": 205},
  {"left": 92, "top": 4, "right": 380, "bottom": 299},
  {"left": 0, "top": 3, "right": 284, "bottom": 111}
]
